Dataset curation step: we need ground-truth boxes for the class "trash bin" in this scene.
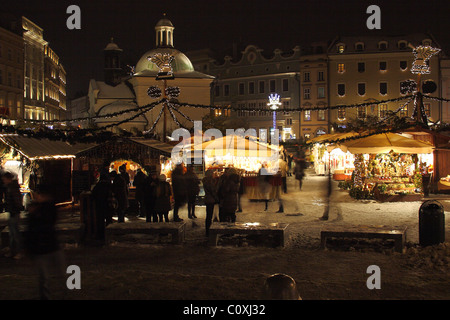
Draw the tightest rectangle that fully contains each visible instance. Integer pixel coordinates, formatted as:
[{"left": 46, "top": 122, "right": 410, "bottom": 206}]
[{"left": 419, "top": 200, "right": 445, "bottom": 247}]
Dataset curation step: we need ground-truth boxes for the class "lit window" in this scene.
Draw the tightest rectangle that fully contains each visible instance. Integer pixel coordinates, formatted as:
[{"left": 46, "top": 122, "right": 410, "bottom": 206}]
[
  {"left": 304, "top": 110, "right": 311, "bottom": 121},
  {"left": 318, "top": 109, "right": 326, "bottom": 121},
  {"left": 338, "top": 107, "right": 346, "bottom": 120},
  {"left": 378, "top": 104, "right": 388, "bottom": 118},
  {"left": 357, "top": 106, "right": 366, "bottom": 119},
  {"left": 400, "top": 103, "right": 408, "bottom": 117},
  {"left": 337, "top": 63, "right": 345, "bottom": 73},
  {"left": 337, "top": 44, "right": 345, "bottom": 53}
]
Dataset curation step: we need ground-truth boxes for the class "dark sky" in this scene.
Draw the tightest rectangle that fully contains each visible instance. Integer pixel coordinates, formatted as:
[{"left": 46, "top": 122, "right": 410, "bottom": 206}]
[{"left": 3, "top": 0, "right": 450, "bottom": 99}]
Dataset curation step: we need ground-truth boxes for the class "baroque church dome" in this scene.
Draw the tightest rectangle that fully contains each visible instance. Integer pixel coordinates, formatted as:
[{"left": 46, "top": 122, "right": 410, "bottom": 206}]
[{"left": 134, "top": 15, "right": 195, "bottom": 75}]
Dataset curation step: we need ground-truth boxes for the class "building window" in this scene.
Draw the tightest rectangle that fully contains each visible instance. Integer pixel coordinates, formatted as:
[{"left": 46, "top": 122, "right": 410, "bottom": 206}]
[
  {"left": 304, "top": 88, "right": 311, "bottom": 100},
  {"left": 337, "top": 44, "right": 345, "bottom": 53},
  {"left": 259, "top": 81, "right": 265, "bottom": 94},
  {"left": 357, "top": 83, "right": 366, "bottom": 96},
  {"left": 318, "top": 71, "right": 324, "bottom": 81},
  {"left": 286, "top": 118, "right": 293, "bottom": 125},
  {"left": 337, "top": 83, "right": 346, "bottom": 97},
  {"left": 424, "top": 103, "right": 431, "bottom": 117},
  {"left": 379, "top": 82, "right": 388, "bottom": 95},
  {"left": 378, "top": 42, "right": 388, "bottom": 50},
  {"left": 304, "top": 110, "right": 311, "bottom": 121},
  {"left": 357, "top": 106, "right": 366, "bottom": 119},
  {"left": 318, "top": 109, "right": 326, "bottom": 121},
  {"left": 304, "top": 72, "right": 310, "bottom": 82},
  {"left": 215, "top": 85, "right": 220, "bottom": 97},
  {"left": 7, "top": 72, "right": 12, "bottom": 86},
  {"left": 249, "top": 82, "right": 255, "bottom": 94},
  {"left": 355, "top": 43, "right": 364, "bottom": 51},
  {"left": 283, "top": 100, "right": 290, "bottom": 110},
  {"left": 338, "top": 107, "right": 346, "bottom": 120},
  {"left": 317, "top": 87, "right": 325, "bottom": 99},
  {"left": 379, "top": 104, "right": 388, "bottom": 118},
  {"left": 400, "top": 61, "right": 407, "bottom": 71},
  {"left": 239, "top": 83, "right": 245, "bottom": 95},
  {"left": 398, "top": 41, "right": 407, "bottom": 50},
  {"left": 224, "top": 84, "right": 230, "bottom": 96},
  {"left": 358, "top": 62, "right": 365, "bottom": 73},
  {"left": 337, "top": 63, "right": 345, "bottom": 73},
  {"left": 400, "top": 103, "right": 408, "bottom": 117},
  {"left": 379, "top": 61, "right": 387, "bottom": 71},
  {"left": 282, "top": 79, "right": 289, "bottom": 92},
  {"left": 270, "top": 80, "right": 276, "bottom": 93}
]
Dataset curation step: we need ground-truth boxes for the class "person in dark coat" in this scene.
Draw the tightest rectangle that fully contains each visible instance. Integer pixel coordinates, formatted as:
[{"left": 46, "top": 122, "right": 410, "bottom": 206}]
[
  {"left": 110, "top": 171, "right": 128, "bottom": 223},
  {"left": 133, "top": 169, "right": 147, "bottom": 217},
  {"left": 92, "top": 173, "right": 113, "bottom": 238},
  {"left": 218, "top": 168, "right": 240, "bottom": 223},
  {"left": 24, "top": 184, "right": 65, "bottom": 300},
  {"left": 202, "top": 169, "right": 218, "bottom": 236},
  {"left": 154, "top": 174, "right": 172, "bottom": 222},
  {"left": 171, "top": 163, "right": 187, "bottom": 222},
  {"left": 185, "top": 165, "right": 200, "bottom": 219},
  {"left": 294, "top": 159, "right": 306, "bottom": 190},
  {"left": 2, "top": 172, "right": 23, "bottom": 259},
  {"left": 144, "top": 170, "right": 158, "bottom": 222}
]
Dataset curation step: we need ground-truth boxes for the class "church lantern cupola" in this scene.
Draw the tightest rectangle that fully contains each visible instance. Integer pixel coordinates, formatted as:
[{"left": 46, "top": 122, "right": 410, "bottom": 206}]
[
  {"left": 155, "top": 14, "right": 174, "bottom": 48},
  {"left": 104, "top": 37, "right": 123, "bottom": 86}
]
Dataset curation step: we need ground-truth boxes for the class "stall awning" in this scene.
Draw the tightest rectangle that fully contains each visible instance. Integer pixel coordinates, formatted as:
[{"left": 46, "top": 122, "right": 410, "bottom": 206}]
[
  {"left": 328, "top": 132, "right": 434, "bottom": 154},
  {"left": 0, "top": 134, "right": 96, "bottom": 160}
]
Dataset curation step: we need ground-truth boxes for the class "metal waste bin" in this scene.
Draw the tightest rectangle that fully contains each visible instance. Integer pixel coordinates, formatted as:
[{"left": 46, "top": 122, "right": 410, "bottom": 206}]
[{"left": 419, "top": 200, "right": 445, "bottom": 246}]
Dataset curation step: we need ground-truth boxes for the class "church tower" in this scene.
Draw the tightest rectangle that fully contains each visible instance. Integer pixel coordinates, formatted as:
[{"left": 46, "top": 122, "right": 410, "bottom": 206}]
[
  {"left": 155, "top": 14, "right": 174, "bottom": 48},
  {"left": 104, "top": 37, "right": 123, "bottom": 86}
]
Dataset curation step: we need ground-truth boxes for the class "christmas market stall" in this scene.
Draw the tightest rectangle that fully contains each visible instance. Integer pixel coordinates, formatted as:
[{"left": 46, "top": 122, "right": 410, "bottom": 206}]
[
  {"left": 73, "top": 137, "right": 173, "bottom": 204},
  {"left": 309, "top": 132, "right": 359, "bottom": 179},
  {"left": 329, "top": 132, "right": 434, "bottom": 201},
  {"left": 0, "top": 134, "right": 95, "bottom": 205}
]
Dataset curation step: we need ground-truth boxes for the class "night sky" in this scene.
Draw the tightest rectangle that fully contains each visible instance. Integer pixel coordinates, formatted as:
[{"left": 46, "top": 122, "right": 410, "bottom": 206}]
[{"left": 3, "top": 0, "right": 450, "bottom": 99}]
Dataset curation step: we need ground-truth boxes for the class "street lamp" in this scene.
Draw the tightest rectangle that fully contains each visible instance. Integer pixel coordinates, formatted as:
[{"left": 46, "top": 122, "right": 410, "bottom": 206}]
[{"left": 267, "top": 93, "right": 281, "bottom": 132}]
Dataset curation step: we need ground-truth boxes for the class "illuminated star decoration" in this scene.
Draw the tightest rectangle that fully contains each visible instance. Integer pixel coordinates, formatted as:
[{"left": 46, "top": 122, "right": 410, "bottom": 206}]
[
  {"left": 148, "top": 53, "right": 175, "bottom": 80},
  {"left": 267, "top": 93, "right": 282, "bottom": 130},
  {"left": 410, "top": 45, "right": 440, "bottom": 74}
]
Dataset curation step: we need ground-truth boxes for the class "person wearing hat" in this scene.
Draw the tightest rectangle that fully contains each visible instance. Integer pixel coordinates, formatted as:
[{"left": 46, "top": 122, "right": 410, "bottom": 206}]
[{"left": 154, "top": 174, "right": 172, "bottom": 222}]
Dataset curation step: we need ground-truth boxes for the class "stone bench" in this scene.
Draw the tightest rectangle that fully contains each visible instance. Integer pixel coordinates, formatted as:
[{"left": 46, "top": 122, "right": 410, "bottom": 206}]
[
  {"left": 106, "top": 221, "right": 187, "bottom": 244},
  {"left": 208, "top": 222, "right": 289, "bottom": 247},
  {"left": 320, "top": 225, "right": 407, "bottom": 253},
  {"left": 1, "top": 222, "right": 82, "bottom": 247}
]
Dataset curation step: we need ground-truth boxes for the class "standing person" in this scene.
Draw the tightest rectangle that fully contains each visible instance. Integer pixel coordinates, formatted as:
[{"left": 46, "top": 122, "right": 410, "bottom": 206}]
[
  {"left": 219, "top": 168, "right": 240, "bottom": 222},
  {"left": 133, "top": 168, "right": 147, "bottom": 218},
  {"left": 2, "top": 172, "right": 23, "bottom": 259},
  {"left": 92, "top": 173, "right": 113, "bottom": 240},
  {"left": 287, "top": 154, "right": 293, "bottom": 177},
  {"left": 154, "top": 174, "right": 172, "bottom": 222},
  {"left": 202, "top": 169, "right": 218, "bottom": 236},
  {"left": 257, "top": 164, "right": 271, "bottom": 211},
  {"left": 294, "top": 159, "right": 306, "bottom": 190},
  {"left": 278, "top": 158, "right": 288, "bottom": 194},
  {"left": 185, "top": 165, "right": 200, "bottom": 219},
  {"left": 236, "top": 172, "right": 244, "bottom": 213},
  {"left": 110, "top": 171, "right": 128, "bottom": 223},
  {"left": 171, "top": 163, "right": 187, "bottom": 222},
  {"left": 24, "top": 184, "right": 66, "bottom": 300},
  {"left": 144, "top": 170, "right": 158, "bottom": 222}
]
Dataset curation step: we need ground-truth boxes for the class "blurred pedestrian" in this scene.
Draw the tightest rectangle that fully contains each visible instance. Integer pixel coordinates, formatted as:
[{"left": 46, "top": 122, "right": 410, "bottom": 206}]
[
  {"left": 236, "top": 172, "right": 244, "bottom": 213},
  {"left": 92, "top": 173, "right": 113, "bottom": 239},
  {"left": 218, "top": 168, "right": 240, "bottom": 222},
  {"left": 154, "top": 174, "right": 172, "bottom": 222},
  {"left": 144, "top": 170, "right": 158, "bottom": 222},
  {"left": 202, "top": 169, "right": 218, "bottom": 236},
  {"left": 278, "top": 158, "right": 288, "bottom": 194},
  {"left": 185, "top": 165, "right": 200, "bottom": 219},
  {"left": 294, "top": 158, "right": 306, "bottom": 190},
  {"left": 257, "top": 164, "right": 271, "bottom": 211},
  {"left": 133, "top": 168, "right": 147, "bottom": 217},
  {"left": 24, "top": 184, "right": 66, "bottom": 300},
  {"left": 110, "top": 171, "right": 128, "bottom": 223},
  {"left": 2, "top": 172, "right": 23, "bottom": 259},
  {"left": 171, "top": 163, "right": 187, "bottom": 222}
]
